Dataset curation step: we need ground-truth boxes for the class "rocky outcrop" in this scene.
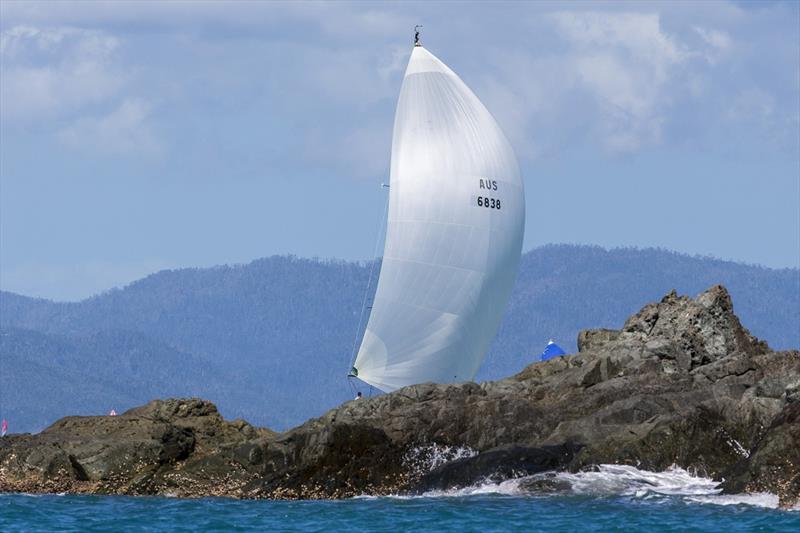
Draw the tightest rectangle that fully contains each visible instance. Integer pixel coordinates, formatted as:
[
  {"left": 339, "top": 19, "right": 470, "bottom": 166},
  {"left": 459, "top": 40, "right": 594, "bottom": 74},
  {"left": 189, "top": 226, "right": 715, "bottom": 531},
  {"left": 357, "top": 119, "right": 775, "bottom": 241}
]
[
  {"left": 0, "top": 399, "right": 272, "bottom": 496},
  {"left": 1, "top": 285, "right": 798, "bottom": 506}
]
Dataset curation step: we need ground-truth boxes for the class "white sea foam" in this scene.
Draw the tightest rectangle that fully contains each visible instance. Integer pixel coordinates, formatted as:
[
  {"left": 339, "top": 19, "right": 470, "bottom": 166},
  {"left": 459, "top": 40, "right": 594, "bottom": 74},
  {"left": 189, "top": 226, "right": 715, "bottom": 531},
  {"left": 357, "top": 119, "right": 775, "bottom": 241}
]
[
  {"left": 421, "top": 477, "right": 527, "bottom": 498},
  {"left": 403, "top": 443, "right": 478, "bottom": 476},
  {"left": 415, "top": 464, "right": 781, "bottom": 509},
  {"left": 550, "top": 464, "right": 719, "bottom": 497},
  {"left": 686, "top": 493, "right": 779, "bottom": 508}
]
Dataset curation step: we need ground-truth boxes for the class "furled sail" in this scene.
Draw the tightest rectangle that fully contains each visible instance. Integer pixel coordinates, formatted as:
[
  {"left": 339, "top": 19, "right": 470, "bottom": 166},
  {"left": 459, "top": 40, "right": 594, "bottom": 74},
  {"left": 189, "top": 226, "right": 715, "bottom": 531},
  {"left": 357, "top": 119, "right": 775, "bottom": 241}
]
[{"left": 351, "top": 45, "right": 525, "bottom": 392}]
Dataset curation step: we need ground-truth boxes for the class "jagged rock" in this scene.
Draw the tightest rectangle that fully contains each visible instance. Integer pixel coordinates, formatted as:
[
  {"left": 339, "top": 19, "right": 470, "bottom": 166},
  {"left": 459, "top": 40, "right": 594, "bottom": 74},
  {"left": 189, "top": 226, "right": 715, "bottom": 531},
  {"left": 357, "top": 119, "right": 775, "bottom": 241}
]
[{"left": 1, "top": 286, "right": 797, "bottom": 506}]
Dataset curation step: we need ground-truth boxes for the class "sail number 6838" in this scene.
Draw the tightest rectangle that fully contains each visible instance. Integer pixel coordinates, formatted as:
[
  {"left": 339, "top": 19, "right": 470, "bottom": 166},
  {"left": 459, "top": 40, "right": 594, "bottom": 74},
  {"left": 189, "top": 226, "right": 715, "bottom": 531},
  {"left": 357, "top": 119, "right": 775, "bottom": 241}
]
[{"left": 477, "top": 196, "right": 501, "bottom": 210}]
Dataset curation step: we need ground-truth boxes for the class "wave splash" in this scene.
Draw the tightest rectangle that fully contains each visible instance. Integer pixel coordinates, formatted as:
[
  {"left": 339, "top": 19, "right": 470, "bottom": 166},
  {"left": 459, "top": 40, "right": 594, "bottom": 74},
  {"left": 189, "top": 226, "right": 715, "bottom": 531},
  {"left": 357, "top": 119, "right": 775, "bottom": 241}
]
[
  {"left": 419, "top": 464, "right": 780, "bottom": 509},
  {"left": 402, "top": 444, "right": 478, "bottom": 477}
]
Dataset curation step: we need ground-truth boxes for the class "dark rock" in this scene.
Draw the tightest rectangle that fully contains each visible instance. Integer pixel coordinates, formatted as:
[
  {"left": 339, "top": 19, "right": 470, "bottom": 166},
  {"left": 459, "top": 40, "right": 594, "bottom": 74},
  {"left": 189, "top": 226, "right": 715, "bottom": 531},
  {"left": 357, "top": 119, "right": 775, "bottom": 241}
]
[
  {"left": 517, "top": 474, "right": 573, "bottom": 494},
  {"left": 0, "top": 398, "right": 269, "bottom": 496},
  {"left": 412, "top": 443, "right": 582, "bottom": 493},
  {"left": 721, "top": 385, "right": 800, "bottom": 507},
  {"left": 1, "top": 285, "right": 797, "bottom": 506}
]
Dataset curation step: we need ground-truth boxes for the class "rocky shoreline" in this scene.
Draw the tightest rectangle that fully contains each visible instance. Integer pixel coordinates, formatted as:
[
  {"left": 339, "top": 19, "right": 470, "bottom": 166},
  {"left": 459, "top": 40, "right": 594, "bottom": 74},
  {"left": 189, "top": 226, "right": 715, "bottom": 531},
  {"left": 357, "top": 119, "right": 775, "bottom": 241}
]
[{"left": 1, "top": 285, "right": 798, "bottom": 507}]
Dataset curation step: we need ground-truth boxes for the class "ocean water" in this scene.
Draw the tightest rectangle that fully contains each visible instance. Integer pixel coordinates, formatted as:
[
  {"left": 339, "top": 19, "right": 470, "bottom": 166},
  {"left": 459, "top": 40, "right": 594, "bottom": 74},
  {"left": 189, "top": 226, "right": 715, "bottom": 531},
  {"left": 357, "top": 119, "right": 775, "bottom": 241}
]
[{"left": 2, "top": 466, "right": 798, "bottom": 532}]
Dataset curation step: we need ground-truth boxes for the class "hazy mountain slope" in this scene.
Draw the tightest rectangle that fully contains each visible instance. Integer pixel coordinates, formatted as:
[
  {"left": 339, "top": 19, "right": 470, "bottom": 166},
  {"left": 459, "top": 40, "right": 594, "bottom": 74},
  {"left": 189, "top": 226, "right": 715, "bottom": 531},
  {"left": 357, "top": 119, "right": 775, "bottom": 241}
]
[
  {"left": 1, "top": 257, "right": 368, "bottom": 368},
  {"left": 1, "top": 245, "right": 797, "bottom": 433},
  {"left": 0, "top": 328, "right": 270, "bottom": 432}
]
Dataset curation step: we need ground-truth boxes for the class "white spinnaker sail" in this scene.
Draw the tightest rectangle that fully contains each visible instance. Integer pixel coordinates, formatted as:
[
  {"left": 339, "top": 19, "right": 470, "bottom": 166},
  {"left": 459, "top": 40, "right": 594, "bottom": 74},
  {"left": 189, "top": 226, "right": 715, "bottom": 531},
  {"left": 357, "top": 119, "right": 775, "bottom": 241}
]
[{"left": 352, "top": 46, "right": 525, "bottom": 392}]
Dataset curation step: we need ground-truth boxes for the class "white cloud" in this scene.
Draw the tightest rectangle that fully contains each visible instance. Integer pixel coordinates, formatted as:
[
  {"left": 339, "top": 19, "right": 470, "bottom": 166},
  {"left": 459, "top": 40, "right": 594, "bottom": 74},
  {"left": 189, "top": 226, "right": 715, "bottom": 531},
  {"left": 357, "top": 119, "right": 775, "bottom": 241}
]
[
  {"left": 693, "top": 26, "right": 731, "bottom": 52},
  {"left": 550, "top": 11, "right": 686, "bottom": 66},
  {"left": 1, "top": 1, "right": 796, "bottom": 168},
  {"left": 57, "top": 98, "right": 161, "bottom": 156},
  {"left": 0, "top": 25, "right": 125, "bottom": 121},
  {"left": 692, "top": 26, "right": 733, "bottom": 66},
  {"left": 1, "top": 24, "right": 163, "bottom": 157},
  {"left": 546, "top": 11, "right": 688, "bottom": 153}
]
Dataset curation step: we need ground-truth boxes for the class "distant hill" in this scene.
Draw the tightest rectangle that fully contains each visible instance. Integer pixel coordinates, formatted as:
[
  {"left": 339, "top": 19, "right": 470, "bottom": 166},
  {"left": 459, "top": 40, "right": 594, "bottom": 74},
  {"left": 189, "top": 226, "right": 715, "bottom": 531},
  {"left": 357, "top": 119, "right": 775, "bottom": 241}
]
[
  {"left": 0, "top": 327, "right": 267, "bottom": 430},
  {"left": 1, "top": 245, "right": 798, "bottom": 433}
]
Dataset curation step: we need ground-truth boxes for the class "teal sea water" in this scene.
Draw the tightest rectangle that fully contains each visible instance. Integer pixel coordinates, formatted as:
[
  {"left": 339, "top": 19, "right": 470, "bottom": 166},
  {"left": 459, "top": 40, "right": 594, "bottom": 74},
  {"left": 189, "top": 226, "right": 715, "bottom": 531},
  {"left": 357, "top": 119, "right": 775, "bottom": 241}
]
[
  {"left": 2, "top": 492, "right": 798, "bottom": 532},
  {"left": 3, "top": 466, "right": 799, "bottom": 532}
]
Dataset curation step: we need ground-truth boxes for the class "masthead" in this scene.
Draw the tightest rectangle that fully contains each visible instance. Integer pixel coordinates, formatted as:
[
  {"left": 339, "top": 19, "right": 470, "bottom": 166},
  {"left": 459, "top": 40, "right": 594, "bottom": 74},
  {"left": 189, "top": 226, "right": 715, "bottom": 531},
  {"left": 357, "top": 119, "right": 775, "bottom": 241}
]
[{"left": 414, "top": 25, "right": 422, "bottom": 46}]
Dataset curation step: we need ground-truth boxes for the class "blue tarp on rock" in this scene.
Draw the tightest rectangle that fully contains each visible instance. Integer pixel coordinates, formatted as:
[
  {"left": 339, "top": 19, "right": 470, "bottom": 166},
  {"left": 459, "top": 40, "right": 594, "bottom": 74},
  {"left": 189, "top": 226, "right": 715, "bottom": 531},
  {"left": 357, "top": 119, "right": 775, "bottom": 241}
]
[{"left": 540, "top": 341, "right": 566, "bottom": 361}]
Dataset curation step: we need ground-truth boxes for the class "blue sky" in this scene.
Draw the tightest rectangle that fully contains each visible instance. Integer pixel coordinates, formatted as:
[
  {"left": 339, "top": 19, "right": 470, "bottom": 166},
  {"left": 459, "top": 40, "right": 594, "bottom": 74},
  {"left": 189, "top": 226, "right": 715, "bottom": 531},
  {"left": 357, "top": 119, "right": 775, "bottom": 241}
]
[{"left": 1, "top": 0, "right": 798, "bottom": 301}]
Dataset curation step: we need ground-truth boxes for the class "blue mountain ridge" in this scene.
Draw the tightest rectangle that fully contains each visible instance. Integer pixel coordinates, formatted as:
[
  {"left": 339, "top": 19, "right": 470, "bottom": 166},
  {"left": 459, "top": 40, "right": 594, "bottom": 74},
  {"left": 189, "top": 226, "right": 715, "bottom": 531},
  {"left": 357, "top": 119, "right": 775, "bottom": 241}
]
[{"left": 1, "top": 244, "right": 797, "bottom": 433}]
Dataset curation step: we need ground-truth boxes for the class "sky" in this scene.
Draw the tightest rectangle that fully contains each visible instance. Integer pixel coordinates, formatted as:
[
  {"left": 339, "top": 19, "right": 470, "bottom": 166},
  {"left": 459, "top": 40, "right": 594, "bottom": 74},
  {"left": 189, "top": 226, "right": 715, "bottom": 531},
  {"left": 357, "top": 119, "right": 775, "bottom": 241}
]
[{"left": 1, "top": 0, "right": 798, "bottom": 301}]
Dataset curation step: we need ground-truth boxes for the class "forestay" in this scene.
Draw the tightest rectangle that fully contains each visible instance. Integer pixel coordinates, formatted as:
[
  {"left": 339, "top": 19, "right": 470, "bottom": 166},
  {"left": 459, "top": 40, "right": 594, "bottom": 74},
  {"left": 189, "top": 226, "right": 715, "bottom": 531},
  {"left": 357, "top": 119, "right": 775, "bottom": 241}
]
[{"left": 352, "top": 46, "right": 525, "bottom": 392}]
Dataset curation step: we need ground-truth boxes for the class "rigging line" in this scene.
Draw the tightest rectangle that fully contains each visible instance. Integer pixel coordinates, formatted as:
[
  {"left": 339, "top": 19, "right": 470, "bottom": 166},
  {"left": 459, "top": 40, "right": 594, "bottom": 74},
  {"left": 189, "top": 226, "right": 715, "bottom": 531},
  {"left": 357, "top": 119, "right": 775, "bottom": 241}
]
[{"left": 347, "top": 183, "right": 391, "bottom": 378}]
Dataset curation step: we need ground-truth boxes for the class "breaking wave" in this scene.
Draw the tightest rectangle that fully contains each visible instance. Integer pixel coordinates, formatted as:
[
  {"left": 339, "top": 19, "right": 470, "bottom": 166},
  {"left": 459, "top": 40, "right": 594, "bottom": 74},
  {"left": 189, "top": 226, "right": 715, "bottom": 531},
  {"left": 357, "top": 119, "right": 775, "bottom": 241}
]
[
  {"left": 417, "top": 464, "right": 781, "bottom": 509},
  {"left": 402, "top": 443, "right": 478, "bottom": 477}
]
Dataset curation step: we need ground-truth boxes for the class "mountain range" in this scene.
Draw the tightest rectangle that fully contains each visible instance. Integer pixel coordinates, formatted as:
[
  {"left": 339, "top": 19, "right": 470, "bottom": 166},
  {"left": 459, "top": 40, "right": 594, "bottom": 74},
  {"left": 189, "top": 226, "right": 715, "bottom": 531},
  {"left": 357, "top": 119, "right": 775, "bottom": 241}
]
[{"left": 1, "top": 244, "right": 797, "bottom": 433}]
